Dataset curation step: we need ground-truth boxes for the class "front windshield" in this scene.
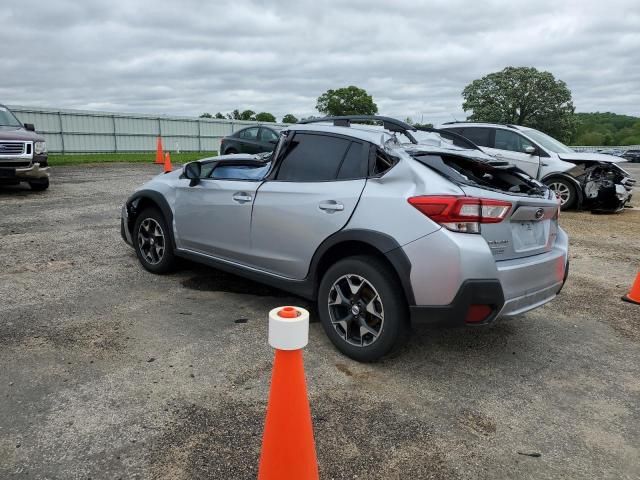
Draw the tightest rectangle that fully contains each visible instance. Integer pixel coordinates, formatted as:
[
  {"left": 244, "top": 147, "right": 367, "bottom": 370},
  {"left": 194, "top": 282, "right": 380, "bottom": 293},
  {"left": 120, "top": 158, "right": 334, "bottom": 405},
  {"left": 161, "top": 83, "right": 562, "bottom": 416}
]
[
  {"left": 522, "top": 128, "right": 574, "bottom": 154},
  {"left": 0, "top": 106, "right": 22, "bottom": 127}
]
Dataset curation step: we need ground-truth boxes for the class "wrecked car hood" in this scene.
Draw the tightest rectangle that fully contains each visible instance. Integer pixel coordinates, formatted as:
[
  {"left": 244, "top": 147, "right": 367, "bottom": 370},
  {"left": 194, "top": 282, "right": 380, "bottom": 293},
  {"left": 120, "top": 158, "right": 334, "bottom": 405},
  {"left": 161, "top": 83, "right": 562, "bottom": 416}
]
[{"left": 557, "top": 152, "right": 627, "bottom": 164}]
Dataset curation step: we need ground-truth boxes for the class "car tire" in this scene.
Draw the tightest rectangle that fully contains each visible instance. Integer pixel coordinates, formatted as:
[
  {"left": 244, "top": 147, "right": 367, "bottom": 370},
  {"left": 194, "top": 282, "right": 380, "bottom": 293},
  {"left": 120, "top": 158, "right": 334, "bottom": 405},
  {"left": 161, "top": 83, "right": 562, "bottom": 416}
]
[
  {"left": 28, "top": 178, "right": 49, "bottom": 191},
  {"left": 544, "top": 177, "right": 577, "bottom": 210},
  {"left": 133, "top": 207, "right": 177, "bottom": 274},
  {"left": 318, "top": 255, "right": 409, "bottom": 362},
  {"left": 225, "top": 148, "right": 238, "bottom": 155}
]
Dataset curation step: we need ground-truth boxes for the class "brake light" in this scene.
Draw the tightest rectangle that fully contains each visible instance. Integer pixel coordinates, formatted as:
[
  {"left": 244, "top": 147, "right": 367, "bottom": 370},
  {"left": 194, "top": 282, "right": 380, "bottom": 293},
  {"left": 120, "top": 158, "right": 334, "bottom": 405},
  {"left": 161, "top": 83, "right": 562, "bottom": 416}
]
[{"left": 408, "top": 195, "right": 511, "bottom": 234}]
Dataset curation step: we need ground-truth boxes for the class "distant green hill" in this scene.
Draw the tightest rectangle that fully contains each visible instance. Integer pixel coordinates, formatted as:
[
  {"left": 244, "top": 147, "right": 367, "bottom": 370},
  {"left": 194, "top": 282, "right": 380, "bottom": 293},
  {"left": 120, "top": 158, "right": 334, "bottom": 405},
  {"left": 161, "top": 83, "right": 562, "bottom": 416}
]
[{"left": 571, "top": 112, "right": 640, "bottom": 146}]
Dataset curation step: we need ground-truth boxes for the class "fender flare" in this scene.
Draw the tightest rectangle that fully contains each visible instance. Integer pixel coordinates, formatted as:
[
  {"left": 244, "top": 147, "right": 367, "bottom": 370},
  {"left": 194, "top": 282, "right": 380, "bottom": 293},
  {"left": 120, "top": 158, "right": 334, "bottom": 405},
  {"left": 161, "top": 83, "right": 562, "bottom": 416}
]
[
  {"left": 307, "top": 229, "right": 416, "bottom": 305},
  {"left": 126, "top": 189, "right": 177, "bottom": 250},
  {"left": 540, "top": 173, "right": 584, "bottom": 207}
]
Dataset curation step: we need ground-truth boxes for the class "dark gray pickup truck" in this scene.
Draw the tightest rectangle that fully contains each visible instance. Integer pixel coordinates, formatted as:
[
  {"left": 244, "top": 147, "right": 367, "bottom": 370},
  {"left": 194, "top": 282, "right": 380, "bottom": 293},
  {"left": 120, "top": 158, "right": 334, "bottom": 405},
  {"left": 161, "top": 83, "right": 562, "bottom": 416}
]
[{"left": 0, "top": 104, "right": 49, "bottom": 190}]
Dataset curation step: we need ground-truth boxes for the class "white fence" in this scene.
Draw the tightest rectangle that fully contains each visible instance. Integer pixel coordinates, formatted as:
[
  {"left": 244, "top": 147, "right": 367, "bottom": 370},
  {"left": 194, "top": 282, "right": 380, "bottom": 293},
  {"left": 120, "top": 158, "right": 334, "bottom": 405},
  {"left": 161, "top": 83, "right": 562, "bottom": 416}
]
[{"left": 8, "top": 105, "right": 288, "bottom": 154}]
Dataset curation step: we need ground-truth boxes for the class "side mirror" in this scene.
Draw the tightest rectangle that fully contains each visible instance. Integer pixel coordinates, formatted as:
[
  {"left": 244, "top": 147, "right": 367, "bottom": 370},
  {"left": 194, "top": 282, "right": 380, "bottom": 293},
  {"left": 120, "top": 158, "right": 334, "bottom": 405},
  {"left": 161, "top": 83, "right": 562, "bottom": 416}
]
[
  {"left": 24, "top": 123, "right": 35, "bottom": 132},
  {"left": 525, "top": 146, "right": 536, "bottom": 155},
  {"left": 268, "top": 139, "right": 278, "bottom": 145},
  {"left": 184, "top": 162, "right": 202, "bottom": 186}
]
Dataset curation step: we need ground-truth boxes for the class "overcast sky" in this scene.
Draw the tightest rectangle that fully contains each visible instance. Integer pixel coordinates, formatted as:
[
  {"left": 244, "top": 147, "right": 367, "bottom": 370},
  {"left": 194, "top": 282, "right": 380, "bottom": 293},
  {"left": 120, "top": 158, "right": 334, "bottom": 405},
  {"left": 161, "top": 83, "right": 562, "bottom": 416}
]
[{"left": 2, "top": 0, "right": 639, "bottom": 123}]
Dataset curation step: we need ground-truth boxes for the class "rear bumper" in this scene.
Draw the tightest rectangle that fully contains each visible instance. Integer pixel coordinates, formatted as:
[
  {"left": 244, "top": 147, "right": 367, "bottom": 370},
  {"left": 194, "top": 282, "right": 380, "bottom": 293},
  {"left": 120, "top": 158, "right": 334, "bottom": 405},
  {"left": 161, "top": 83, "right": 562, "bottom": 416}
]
[
  {"left": 410, "top": 280, "right": 504, "bottom": 326},
  {"left": 405, "top": 227, "right": 569, "bottom": 326}
]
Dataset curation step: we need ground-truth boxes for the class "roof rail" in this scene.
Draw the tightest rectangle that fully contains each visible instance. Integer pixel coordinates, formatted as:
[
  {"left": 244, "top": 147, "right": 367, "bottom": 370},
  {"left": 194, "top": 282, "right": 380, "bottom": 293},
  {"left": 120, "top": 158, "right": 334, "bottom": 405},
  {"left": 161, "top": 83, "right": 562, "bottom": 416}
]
[
  {"left": 297, "top": 115, "right": 418, "bottom": 143},
  {"left": 441, "top": 120, "right": 518, "bottom": 130}
]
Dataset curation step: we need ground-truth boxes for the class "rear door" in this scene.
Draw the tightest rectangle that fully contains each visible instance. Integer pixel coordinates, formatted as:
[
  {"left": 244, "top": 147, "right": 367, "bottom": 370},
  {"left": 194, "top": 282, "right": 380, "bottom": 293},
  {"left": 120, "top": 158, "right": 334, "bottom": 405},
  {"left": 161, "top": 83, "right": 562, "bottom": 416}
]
[
  {"left": 249, "top": 132, "right": 368, "bottom": 279},
  {"left": 483, "top": 128, "right": 541, "bottom": 178}
]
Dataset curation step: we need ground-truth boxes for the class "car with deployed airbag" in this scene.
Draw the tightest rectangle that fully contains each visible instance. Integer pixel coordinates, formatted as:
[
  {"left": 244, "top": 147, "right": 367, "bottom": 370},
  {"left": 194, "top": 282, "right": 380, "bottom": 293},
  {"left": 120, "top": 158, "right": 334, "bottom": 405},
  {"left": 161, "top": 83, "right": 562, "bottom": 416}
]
[{"left": 121, "top": 116, "right": 568, "bottom": 362}]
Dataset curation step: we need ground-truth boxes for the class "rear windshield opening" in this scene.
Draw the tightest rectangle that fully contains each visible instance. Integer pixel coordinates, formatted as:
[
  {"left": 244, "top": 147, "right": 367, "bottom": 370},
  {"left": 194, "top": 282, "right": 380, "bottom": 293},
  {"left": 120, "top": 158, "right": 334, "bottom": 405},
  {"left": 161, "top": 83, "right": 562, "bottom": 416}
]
[{"left": 413, "top": 153, "right": 546, "bottom": 196}]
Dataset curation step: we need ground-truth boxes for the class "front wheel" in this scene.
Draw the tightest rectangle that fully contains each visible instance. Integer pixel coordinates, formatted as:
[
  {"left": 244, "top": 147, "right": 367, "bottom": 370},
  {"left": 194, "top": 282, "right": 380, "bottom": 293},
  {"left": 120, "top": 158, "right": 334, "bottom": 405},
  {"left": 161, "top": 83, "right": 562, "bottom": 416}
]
[
  {"left": 133, "top": 208, "right": 177, "bottom": 274},
  {"left": 544, "top": 177, "right": 577, "bottom": 210},
  {"left": 318, "top": 255, "right": 409, "bottom": 362}
]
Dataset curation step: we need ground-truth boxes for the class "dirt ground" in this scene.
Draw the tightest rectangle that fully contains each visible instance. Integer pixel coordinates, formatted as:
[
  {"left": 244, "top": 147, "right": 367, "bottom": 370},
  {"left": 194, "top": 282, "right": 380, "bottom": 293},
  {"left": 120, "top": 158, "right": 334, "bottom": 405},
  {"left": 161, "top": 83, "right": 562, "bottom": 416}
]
[{"left": 1, "top": 162, "right": 639, "bottom": 480}]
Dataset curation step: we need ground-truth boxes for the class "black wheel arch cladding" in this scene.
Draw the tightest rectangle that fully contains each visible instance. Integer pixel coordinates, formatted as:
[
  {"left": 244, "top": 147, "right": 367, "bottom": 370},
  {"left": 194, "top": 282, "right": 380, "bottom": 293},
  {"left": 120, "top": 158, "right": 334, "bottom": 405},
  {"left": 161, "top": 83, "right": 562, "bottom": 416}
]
[{"left": 127, "top": 190, "right": 176, "bottom": 250}]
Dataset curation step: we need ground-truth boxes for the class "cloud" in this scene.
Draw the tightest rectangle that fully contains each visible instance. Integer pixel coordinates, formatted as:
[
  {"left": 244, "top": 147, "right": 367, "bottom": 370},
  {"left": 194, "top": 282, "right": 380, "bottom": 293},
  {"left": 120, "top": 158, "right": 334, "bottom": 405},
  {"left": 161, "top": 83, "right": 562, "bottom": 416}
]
[{"left": 1, "top": 0, "right": 639, "bottom": 123}]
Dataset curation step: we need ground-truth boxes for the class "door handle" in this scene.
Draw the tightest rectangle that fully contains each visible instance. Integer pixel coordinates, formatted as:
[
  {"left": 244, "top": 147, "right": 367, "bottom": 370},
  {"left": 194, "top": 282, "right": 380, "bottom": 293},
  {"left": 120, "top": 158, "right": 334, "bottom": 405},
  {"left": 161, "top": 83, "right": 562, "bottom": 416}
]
[
  {"left": 319, "top": 200, "right": 344, "bottom": 212},
  {"left": 232, "top": 192, "right": 252, "bottom": 203}
]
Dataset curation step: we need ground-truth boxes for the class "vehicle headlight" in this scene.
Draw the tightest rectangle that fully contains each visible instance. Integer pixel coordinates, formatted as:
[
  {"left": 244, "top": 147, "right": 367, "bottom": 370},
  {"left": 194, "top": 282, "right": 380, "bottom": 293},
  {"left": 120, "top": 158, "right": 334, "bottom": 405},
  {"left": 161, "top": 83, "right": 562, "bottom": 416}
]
[{"left": 34, "top": 141, "right": 47, "bottom": 154}]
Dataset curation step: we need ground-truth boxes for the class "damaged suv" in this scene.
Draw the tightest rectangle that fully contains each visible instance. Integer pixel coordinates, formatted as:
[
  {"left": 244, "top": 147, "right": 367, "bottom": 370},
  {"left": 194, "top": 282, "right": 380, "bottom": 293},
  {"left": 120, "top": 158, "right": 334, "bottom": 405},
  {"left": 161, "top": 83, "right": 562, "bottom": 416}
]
[
  {"left": 121, "top": 116, "right": 568, "bottom": 361},
  {"left": 439, "top": 122, "right": 635, "bottom": 212}
]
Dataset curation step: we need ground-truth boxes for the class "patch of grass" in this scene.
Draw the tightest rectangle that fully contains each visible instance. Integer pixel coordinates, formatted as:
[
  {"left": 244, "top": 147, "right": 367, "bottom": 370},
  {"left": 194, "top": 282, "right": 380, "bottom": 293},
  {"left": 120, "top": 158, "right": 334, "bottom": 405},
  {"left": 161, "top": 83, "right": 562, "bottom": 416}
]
[{"left": 48, "top": 151, "right": 217, "bottom": 166}]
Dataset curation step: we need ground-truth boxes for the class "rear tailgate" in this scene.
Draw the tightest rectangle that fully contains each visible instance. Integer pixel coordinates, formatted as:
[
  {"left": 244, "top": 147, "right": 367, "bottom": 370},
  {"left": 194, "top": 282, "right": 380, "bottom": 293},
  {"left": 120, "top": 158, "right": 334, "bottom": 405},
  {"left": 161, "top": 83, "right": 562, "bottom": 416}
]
[
  {"left": 459, "top": 184, "right": 559, "bottom": 261},
  {"left": 410, "top": 152, "right": 560, "bottom": 261}
]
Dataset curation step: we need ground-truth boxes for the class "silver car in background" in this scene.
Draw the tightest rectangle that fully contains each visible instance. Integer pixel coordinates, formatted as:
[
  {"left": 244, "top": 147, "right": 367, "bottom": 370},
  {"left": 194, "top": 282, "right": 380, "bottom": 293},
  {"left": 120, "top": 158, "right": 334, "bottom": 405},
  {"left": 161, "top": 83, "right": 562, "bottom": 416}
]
[{"left": 121, "top": 116, "right": 568, "bottom": 361}]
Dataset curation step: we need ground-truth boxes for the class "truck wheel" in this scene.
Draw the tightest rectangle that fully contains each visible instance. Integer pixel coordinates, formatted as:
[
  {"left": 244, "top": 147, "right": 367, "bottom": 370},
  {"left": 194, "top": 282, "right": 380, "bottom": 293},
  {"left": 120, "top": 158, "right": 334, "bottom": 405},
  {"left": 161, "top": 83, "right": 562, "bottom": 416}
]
[
  {"left": 29, "top": 178, "right": 49, "bottom": 191},
  {"left": 545, "top": 178, "right": 577, "bottom": 210},
  {"left": 133, "top": 208, "right": 177, "bottom": 274},
  {"left": 318, "top": 255, "right": 409, "bottom": 362}
]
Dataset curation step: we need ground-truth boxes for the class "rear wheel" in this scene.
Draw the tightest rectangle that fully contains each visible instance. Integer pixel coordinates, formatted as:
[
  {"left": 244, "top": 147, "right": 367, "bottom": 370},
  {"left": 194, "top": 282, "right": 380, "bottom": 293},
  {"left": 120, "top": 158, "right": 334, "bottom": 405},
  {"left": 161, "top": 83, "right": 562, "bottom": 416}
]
[
  {"left": 224, "top": 148, "right": 238, "bottom": 155},
  {"left": 133, "top": 208, "right": 177, "bottom": 273},
  {"left": 29, "top": 178, "right": 49, "bottom": 191},
  {"left": 318, "top": 255, "right": 409, "bottom": 362},
  {"left": 545, "top": 177, "right": 577, "bottom": 210}
]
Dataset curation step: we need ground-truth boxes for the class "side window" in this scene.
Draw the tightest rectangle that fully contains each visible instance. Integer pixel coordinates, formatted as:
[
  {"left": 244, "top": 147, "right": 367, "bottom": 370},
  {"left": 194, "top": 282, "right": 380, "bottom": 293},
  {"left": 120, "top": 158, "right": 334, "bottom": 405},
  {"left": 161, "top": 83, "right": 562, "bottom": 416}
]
[
  {"left": 372, "top": 148, "right": 398, "bottom": 175},
  {"left": 276, "top": 133, "right": 351, "bottom": 182},
  {"left": 200, "top": 162, "right": 216, "bottom": 178},
  {"left": 259, "top": 128, "right": 279, "bottom": 142},
  {"left": 239, "top": 127, "right": 259, "bottom": 140},
  {"left": 210, "top": 163, "right": 270, "bottom": 181},
  {"left": 460, "top": 127, "right": 492, "bottom": 148},
  {"left": 337, "top": 141, "right": 367, "bottom": 179},
  {"left": 494, "top": 129, "right": 534, "bottom": 153}
]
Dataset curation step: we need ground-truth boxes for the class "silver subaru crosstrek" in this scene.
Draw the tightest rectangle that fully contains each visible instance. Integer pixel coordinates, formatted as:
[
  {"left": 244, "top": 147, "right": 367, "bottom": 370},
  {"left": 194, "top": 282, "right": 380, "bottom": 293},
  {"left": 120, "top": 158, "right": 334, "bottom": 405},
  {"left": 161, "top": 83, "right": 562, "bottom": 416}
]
[{"left": 121, "top": 116, "right": 568, "bottom": 362}]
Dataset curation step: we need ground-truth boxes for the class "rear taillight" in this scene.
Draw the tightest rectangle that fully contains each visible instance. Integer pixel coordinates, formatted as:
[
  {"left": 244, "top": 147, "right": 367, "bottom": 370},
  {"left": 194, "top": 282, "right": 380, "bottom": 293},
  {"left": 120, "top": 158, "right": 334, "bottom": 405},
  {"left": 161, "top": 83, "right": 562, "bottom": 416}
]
[
  {"left": 465, "top": 304, "right": 493, "bottom": 324},
  {"left": 408, "top": 195, "right": 511, "bottom": 234}
]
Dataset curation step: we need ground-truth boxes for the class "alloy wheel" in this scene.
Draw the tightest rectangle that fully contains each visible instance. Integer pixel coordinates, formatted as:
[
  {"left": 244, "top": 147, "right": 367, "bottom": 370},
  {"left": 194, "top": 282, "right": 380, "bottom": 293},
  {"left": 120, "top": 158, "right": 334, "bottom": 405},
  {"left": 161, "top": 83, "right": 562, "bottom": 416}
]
[
  {"left": 137, "top": 218, "right": 165, "bottom": 265},
  {"left": 548, "top": 182, "right": 571, "bottom": 206},
  {"left": 328, "top": 274, "right": 385, "bottom": 347}
]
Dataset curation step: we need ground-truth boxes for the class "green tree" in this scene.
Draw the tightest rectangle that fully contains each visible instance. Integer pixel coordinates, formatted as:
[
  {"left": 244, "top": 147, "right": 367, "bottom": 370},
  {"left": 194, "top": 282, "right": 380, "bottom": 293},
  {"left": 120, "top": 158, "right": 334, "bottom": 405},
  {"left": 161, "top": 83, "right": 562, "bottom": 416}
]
[
  {"left": 254, "top": 112, "right": 276, "bottom": 122},
  {"left": 214, "top": 112, "right": 225, "bottom": 119},
  {"left": 316, "top": 86, "right": 378, "bottom": 116},
  {"left": 282, "top": 114, "right": 298, "bottom": 123},
  {"left": 462, "top": 67, "right": 575, "bottom": 142},
  {"left": 199, "top": 113, "right": 212, "bottom": 118}
]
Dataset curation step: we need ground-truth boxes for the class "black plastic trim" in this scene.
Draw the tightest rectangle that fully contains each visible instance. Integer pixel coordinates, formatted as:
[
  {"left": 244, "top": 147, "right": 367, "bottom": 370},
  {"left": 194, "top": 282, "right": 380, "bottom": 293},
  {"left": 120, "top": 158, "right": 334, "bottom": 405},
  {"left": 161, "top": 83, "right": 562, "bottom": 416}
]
[
  {"left": 307, "top": 229, "right": 415, "bottom": 304},
  {"left": 175, "top": 250, "right": 316, "bottom": 299},
  {"left": 410, "top": 279, "right": 505, "bottom": 327},
  {"left": 126, "top": 190, "right": 177, "bottom": 251}
]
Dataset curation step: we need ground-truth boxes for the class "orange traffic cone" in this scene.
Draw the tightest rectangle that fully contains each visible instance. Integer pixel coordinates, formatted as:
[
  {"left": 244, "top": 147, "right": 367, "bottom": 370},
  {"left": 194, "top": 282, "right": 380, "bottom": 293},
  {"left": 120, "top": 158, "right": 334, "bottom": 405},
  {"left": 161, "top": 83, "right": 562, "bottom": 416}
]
[
  {"left": 622, "top": 272, "right": 640, "bottom": 305},
  {"left": 155, "top": 137, "right": 164, "bottom": 164},
  {"left": 258, "top": 306, "right": 319, "bottom": 480},
  {"left": 163, "top": 152, "right": 172, "bottom": 173}
]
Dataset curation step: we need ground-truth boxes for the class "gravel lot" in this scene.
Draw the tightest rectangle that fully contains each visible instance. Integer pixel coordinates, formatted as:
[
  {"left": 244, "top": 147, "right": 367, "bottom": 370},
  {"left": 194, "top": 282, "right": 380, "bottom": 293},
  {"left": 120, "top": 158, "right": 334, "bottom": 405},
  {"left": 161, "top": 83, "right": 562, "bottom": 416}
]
[{"left": 1, "top": 162, "right": 639, "bottom": 480}]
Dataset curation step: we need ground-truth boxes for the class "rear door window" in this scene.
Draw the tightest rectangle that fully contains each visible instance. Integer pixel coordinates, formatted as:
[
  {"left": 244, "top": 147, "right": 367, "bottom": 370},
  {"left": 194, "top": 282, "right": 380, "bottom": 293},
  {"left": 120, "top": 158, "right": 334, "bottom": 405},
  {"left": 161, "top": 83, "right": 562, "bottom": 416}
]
[
  {"left": 238, "top": 127, "right": 259, "bottom": 140},
  {"left": 460, "top": 127, "right": 493, "bottom": 148},
  {"left": 276, "top": 133, "right": 351, "bottom": 182},
  {"left": 259, "top": 128, "right": 279, "bottom": 142}
]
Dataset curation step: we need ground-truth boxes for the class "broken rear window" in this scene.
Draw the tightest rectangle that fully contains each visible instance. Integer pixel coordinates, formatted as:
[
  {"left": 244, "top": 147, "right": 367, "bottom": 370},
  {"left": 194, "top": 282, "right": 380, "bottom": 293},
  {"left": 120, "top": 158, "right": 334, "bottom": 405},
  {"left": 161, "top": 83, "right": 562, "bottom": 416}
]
[{"left": 413, "top": 153, "right": 546, "bottom": 197}]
